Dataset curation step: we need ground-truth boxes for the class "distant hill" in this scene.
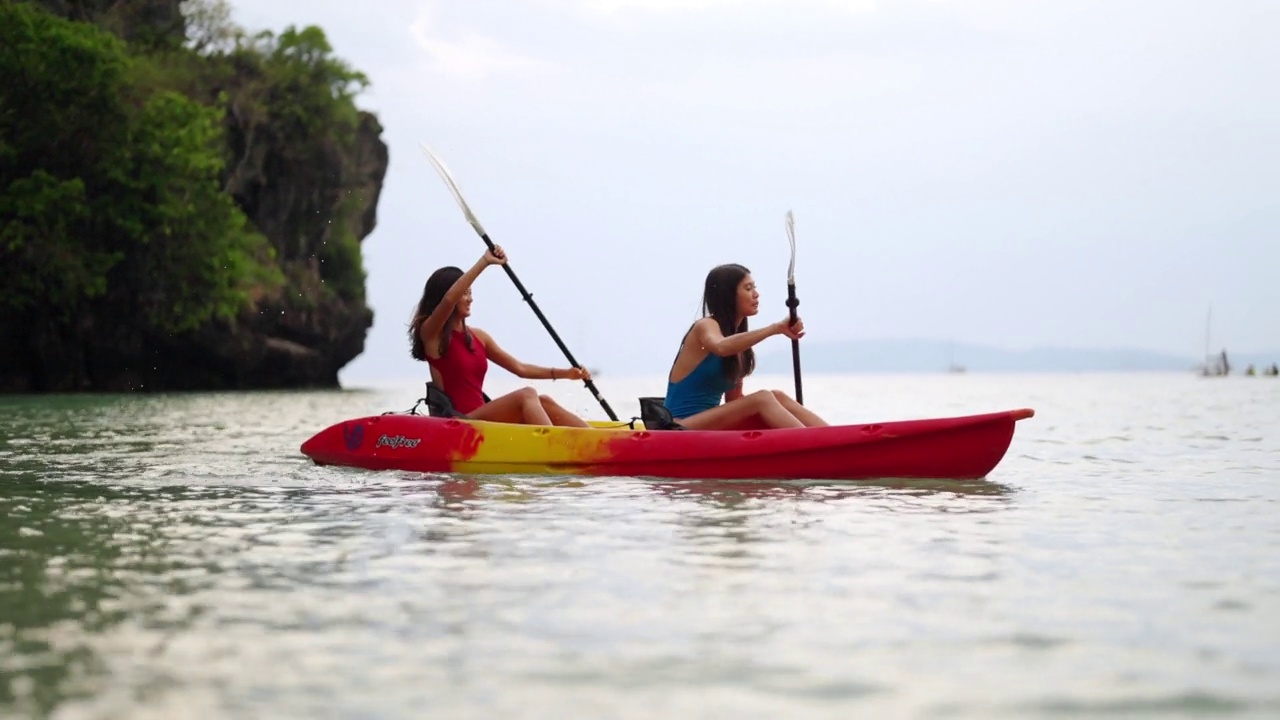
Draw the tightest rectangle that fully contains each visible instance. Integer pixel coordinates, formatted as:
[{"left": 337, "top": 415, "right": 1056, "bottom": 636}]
[{"left": 756, "top": 338, "right": 1280, "bottom": 374}]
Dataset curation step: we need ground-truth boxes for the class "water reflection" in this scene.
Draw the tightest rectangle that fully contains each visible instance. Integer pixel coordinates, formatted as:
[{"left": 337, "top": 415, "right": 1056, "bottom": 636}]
[
  {"left": 1, "top": 479, "right": 201, "bottom": 716},
  {"left": 398, "top": 472, "right": 1019, "bottom": 564},
  {"left": 405, "top": 472, "right": 1016, "bottom": 510},
  {"left": 646, "top": 476, "right": 1015, "bottom": 504},
  {"left": 1, "top": 475, "right": 492, "bottom": 716},
  {"left": 362, "top": 472, "right": 1020, "bottom": 583}
]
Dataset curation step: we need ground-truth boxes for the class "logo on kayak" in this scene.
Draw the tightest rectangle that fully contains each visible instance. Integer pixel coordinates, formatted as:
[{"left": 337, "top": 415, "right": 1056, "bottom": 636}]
[
  {"left": 376, "top": 434, "right": 422, "bottom": 450},
  {"left": 343, "top": 423, "right": 364, "bottom": 451}
]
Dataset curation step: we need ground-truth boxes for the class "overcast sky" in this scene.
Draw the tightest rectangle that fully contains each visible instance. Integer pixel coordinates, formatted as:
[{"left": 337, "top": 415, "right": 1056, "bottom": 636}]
[{"left": 224, "top": 0, "right": 1278, "bottom": 385}]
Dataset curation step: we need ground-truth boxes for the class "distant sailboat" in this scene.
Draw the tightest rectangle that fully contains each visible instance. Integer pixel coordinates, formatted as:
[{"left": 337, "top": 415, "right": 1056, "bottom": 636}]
[{"left": 1198, "top": 305, "right": 1229, "bottom": 377}]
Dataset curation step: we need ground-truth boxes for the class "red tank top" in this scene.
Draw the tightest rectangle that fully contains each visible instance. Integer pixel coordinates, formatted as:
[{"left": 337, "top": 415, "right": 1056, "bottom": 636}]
[{"left": 425, "top": 329, "right": 488, "bottom": 413}]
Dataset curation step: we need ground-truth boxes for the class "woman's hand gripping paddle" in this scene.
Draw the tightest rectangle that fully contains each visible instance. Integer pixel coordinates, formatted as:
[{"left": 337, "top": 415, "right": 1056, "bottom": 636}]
[{"left": 785, "top": 210, "right": 804, "bottom": 405}]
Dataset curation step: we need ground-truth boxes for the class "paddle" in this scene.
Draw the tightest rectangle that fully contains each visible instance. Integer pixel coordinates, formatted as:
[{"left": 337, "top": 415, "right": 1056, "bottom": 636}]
[
  {"left": 419, "top": 143, "right": 620, "bottom": 421},
  {"left": 785, "top": 210, "right": 804, "bottom": 404}
]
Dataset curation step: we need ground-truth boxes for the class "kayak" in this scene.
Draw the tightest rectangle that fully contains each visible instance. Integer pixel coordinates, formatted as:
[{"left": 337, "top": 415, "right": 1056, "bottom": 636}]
[{"left": 300, "top": 407, "right": 1034, "bottom": 481}]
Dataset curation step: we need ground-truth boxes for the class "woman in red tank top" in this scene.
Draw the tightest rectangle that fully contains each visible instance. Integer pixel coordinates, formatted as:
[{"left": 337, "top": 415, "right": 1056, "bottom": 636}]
[{"left": 409, "top": 246, "right": 591, "bottom": 427}]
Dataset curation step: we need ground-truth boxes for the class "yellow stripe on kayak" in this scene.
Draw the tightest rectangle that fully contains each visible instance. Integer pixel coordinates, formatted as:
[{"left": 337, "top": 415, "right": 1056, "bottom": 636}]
[{"left": 445, "top": 419, "right": 636, "bottom": 475}]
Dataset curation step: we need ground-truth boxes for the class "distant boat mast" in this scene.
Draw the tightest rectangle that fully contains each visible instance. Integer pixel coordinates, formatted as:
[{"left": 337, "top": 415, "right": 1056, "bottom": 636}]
[
  {"left": 1204, "top": 305, "right": 1211, "bottom": 366},
  {"left": 1200, "top": 304, "right": 1229, "bottom": 377}
]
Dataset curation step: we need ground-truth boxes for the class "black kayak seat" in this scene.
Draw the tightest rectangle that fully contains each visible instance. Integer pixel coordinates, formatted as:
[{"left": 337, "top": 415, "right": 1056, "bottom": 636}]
[{"left": 423, "top": 382, "right": 491, "bottom": 419}]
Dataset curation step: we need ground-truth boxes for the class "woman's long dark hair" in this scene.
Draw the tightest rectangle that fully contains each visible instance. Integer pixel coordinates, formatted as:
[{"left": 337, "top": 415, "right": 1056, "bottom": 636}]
[
  {"left": 409, "top": 266, "right": 474, "bottom": 361},
  {"left": 702, "top": 263, "right": 755, "bottom": 383}
]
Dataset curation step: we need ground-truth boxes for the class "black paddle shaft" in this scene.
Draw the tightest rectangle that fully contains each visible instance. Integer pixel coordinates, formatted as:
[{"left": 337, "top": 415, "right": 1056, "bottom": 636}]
[
  {"left": 786, "top": 283, "right": 804, "bottom": 405},
  {"left": 479, "top": 233, "right": 619, "bottom": 421}
]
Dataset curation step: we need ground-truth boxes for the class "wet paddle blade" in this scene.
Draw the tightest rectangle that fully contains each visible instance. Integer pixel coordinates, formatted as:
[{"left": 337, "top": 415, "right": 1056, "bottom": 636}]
[
  {"left": 786, "top": 210, "right": 797, "bottom": 286},
  {"left": 420, "top": 143, "right": 488, "bottom": 238}
]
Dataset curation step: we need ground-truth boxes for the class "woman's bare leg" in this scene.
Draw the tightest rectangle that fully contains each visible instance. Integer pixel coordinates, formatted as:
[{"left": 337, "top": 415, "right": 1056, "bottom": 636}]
[
  {"left": 539, "top": 395, "right": 590, "bottom": 428},
  {"left": 676, "top": 390, "right": 803, "bottom": 430},
  {"left": 770, "top": 390, "right": 828, "bottom": 427},
  {"left": 467, "top": 387, "right": 553, "bottom": 425}
]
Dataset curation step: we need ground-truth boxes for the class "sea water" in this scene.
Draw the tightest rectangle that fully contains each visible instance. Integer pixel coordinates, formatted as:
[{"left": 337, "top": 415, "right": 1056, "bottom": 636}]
[{"left": 1, "top": 372, "right": 1277, "bottom": 718}]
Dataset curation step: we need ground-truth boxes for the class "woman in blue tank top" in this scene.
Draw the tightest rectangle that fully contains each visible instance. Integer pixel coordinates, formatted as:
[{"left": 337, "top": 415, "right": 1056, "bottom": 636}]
[{"left": 663, "top": 263, "right": 829, "bottom": 430}]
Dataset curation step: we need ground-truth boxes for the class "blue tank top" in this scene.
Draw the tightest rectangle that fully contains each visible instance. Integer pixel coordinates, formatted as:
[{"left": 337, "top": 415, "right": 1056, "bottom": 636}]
[{"left": 664, "top": 353, "right": 734, "bottom": 419}]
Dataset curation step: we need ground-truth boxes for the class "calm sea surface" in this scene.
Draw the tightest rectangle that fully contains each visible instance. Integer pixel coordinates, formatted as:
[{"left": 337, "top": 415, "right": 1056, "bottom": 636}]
[{"left": 1, "top": 372, "right": 1277, "bottom": 719}]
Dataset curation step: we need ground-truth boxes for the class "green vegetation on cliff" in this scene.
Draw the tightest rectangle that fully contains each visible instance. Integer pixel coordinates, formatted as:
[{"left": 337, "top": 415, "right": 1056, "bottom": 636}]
[
  {"left": 1, "top": 1, "right": 276, "bottom": 332},
  {"left": 1, "top": 0, "right": 371, "bottom": 329},
  {"left": 0, "top": 0, "right": 385, "bottom": 392}
]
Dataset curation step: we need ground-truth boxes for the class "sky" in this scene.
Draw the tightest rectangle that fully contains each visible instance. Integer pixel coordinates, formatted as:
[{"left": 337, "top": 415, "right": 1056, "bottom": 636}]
[{"left": 223, "top": 0, "right": 1279, "bottom": 385}]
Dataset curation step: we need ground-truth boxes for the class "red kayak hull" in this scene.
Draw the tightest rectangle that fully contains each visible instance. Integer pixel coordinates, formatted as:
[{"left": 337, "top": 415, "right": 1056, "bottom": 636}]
[{"left": 300, "top": 408, "right": 1034, "bottom": 481}]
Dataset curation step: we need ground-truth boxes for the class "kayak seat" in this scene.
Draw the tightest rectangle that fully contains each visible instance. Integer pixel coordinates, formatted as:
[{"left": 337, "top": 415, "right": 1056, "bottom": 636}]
[
  {"left": 423, "top": 382, "right": 464, "bottom": 418},
  {"left": 639, "top": 397, "right": 687, "bottom": 431},
  {"left": 421, "top": 382, "right": 492, "bottom": 419}
]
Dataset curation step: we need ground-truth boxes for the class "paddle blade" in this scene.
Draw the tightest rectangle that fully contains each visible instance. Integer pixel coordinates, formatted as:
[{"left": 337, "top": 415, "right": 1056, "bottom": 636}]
[
  {"left": 419, "top": 143, "right": 488, "bottom": 238},
  {"left": 785, "top": 210, "right": 797, "bottom": 285}
]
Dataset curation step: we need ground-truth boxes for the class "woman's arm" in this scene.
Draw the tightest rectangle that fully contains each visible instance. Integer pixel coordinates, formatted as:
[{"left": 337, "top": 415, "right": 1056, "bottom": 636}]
[
  {"left": 473, "top": 328, "right": 589, "bottom": 380},
  {"left": 694, "top": 316, "right": 803, "bottom": 357},
  {"left": 417, "top": 249, "right": 505, "bottom": 352}
]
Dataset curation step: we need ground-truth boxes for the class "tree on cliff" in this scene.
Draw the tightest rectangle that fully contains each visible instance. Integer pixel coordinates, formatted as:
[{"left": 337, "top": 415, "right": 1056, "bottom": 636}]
[
  {"left": 0, "top": 1, "right": 386, "bottom": 392},
  {"left": 0, "top": 1, "right": 281, "bottom": 334}
]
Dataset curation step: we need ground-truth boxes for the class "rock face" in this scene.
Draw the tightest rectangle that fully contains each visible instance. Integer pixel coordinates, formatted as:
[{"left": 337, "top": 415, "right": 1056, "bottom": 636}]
[
  {"left": 199, "top": 103, "right": 389, "bottom": 391},
  {"left": 0, "top": 0, "right": 387, "bottom": 393}
]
